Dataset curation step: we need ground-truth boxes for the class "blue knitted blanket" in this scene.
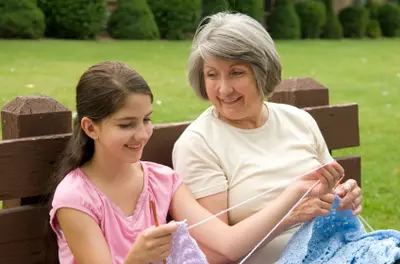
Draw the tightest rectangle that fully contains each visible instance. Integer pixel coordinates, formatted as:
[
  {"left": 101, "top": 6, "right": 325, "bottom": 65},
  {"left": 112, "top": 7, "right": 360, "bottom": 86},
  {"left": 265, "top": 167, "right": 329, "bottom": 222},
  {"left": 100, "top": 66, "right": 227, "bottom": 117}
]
[{"left": 276, "top": 196, "right": 400, "bottom": 264}]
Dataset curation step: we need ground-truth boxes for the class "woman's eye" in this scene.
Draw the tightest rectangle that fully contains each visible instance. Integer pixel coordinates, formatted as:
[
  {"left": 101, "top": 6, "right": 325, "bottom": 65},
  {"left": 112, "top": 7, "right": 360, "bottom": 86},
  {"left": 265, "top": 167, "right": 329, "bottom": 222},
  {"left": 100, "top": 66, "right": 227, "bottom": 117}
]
[
  {"left": 144, "top": 118, "right": 151, "bottom": 123},
  {"left": 207, "top": 73, "right": 216, "bottom": 78},
  {"left": 232, "top": 71, "right": 244, "bottom": 76}
]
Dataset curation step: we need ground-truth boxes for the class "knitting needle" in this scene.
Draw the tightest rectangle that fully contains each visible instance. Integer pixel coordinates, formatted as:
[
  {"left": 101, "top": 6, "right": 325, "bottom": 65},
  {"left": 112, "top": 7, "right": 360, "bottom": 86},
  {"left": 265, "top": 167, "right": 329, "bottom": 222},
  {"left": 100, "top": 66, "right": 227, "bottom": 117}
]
[{"left": 150, "top": 200, "right": 167, "bottom": 264}]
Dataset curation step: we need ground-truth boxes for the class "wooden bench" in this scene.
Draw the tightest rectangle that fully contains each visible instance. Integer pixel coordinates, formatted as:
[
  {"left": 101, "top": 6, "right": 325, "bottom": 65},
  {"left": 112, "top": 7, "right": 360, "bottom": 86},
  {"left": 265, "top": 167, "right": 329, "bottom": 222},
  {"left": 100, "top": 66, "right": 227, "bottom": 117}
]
[{"left": 0, "top": 77, "right": 360, "bottom": 263}]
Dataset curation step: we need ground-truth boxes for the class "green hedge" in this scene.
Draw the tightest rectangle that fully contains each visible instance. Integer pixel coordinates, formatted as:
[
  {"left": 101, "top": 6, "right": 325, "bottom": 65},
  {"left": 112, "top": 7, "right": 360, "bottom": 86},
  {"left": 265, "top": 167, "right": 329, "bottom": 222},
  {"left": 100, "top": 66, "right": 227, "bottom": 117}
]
[
  {"left": 107, "top": 0, "right": 159, "bottom": 39},
  {"left": 0, "top": 0, "right": 45, "bottom": 39},
  {"left": 37, "top": 0, "right": 107, "bottom": 39},
  {"left": 318, "top": 0, "right": 343, "bottom": 39},
  {"left": 202, "top": 0, "right": 230, "bottom": 17},
  {"left": 378, "top": 3, "right": 400, "bottom": 37},
  {"left": 366, "top": 19, "right": 382, "bottom": 38},
  {"left": 228, "top": 0, "right": 264, "bottom": 24},
  {"left": 148, "top": 0, "right": 201, "bottom": 40},
  {"left": 365, "top": 1, "right": 382, "bottom": 39},
  {"left": 295, "top": 0, "right": 326, "bottom": 38},
  {"left": 339, "top": 5, "right": 369, "bottom": 38},
  {"left": 267, "top": 0, "right": 301, "bottom": 39}
]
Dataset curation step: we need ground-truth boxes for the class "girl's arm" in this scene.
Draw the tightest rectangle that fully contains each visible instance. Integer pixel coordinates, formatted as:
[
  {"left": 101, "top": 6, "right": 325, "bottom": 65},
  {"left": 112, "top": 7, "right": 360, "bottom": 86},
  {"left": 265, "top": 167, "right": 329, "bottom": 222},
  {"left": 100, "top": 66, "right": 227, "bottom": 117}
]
[
  {"left": 56, "top": 208, "right": 114, "bottom": 264},
  {"left": 57, "top": 208, "right": 177, "bottom": 264},
  {"left": 169, "top": 163, "right": 341, "bottom": 262}
]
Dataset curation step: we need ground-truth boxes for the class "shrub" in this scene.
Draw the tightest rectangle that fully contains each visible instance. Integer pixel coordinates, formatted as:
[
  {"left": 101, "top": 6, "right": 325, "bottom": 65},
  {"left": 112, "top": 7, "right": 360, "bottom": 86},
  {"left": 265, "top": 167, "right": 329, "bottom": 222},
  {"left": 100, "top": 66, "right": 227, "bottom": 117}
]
[
  {"left": 318, "top": 0, "right": 343, "bottom": 39},
  {"left": 228, "top": 0, "right": 264, "bottom": 24},
  {"left": 365, "top": 0, "right": 380, "bottom": 19},
  {"left": 378, "top": 3, "right": 400, "bottom": 37},
  {"left": 366, "top": 19, "right": 382, "bottom": 38},
  {"left": 0, "top": 0, "right": 45, "bottom": 39},
  {"left": 295, "top": 0, "right": 326, "bottom": 38},
  {"left": 148, "top": 0, "right": 201, "bottom": 40},
  {"left": 267, "top": 0, "right": 301, "bottom": 39},
  {"left": 202, "top": 0, "right": 230, "bottom": 18},
  {"left": 338, "top": 5, "right": 369, "bottom": 38},
  {"left": 37, "top": 0, "right": 107, "bottom": 39},
  {"left": 107, "top": 0, "right": 159, "bottom": 39}
]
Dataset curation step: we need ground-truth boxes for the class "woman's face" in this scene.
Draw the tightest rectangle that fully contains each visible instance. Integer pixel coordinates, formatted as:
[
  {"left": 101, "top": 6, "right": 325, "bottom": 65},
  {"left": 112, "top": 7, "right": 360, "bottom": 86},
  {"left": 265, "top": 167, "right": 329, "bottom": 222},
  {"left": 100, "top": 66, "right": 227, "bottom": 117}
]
[{"left": 203, "top": 56, "right": 263, "bottom": 124}]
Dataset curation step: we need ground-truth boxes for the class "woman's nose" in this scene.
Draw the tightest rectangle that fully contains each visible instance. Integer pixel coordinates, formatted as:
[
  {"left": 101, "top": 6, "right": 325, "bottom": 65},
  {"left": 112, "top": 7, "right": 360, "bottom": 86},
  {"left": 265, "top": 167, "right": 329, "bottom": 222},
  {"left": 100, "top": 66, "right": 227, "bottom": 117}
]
[{"left": 219, "top": 78, "right": 233, "bottom": 96}]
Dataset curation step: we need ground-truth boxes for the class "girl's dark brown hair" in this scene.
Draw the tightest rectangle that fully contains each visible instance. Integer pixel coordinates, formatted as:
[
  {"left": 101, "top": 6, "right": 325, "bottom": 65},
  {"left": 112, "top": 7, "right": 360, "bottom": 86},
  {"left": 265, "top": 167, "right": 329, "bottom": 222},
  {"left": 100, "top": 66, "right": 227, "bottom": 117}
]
[{"left": 49, "top": 61, "right": 153, "bottom": 198}]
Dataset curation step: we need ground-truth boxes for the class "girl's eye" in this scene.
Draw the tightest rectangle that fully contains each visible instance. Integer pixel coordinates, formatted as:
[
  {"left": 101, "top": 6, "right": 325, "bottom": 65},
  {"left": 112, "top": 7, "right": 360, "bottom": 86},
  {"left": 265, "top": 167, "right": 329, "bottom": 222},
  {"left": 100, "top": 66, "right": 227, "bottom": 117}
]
[
  {"left": 144, "top": 118, "right": 151, "bottom": 123},
  {"left": 119, "top": 124, "right": 133, "bottom": 129}
]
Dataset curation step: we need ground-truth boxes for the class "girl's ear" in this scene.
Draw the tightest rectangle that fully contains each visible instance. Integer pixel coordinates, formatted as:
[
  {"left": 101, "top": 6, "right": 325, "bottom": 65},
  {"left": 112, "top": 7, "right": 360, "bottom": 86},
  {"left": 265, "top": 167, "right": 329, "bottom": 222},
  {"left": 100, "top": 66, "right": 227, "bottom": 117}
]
[{"left": 81, "top": 117, "right": 99, "bottom": 140}]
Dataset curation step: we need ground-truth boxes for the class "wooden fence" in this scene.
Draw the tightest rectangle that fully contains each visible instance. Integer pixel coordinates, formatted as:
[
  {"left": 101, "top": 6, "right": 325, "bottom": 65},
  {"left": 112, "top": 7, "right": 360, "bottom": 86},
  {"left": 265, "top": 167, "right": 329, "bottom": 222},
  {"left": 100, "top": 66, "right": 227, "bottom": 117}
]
[{"left": 0, "top": 77, "right": 361, "bottom": 263}]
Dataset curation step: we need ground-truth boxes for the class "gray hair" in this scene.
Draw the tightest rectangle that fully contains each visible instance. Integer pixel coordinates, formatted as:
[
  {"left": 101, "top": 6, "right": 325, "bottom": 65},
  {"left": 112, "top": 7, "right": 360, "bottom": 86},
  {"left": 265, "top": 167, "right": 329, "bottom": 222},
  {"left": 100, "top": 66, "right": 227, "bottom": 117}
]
[{"left": 188, "top": 12, "right": 282, "bottom": 100}]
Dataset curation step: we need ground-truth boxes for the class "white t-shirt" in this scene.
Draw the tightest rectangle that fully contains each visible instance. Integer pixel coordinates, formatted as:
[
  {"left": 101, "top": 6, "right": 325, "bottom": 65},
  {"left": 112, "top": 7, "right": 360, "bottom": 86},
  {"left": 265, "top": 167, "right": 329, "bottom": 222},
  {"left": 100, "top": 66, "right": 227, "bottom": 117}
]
[{"left": 172, "top": 102, "right": 333, "bottom": 263}]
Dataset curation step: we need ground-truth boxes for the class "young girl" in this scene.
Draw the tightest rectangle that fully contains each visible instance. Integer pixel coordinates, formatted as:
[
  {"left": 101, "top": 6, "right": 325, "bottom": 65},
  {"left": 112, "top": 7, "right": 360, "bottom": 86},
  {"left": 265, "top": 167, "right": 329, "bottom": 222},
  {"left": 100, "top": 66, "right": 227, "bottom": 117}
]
[{"left": 49, "top": 61, "right": 343, "bottom": 264}]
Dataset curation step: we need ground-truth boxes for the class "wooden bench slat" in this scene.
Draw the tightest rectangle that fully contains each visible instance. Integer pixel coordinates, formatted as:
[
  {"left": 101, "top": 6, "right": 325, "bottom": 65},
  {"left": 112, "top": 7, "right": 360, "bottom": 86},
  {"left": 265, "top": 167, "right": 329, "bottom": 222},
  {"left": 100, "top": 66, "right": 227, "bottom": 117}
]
[
  {"left": 0, "top": 239, "right": 45, "bottom": 259},
  {"left": 0, "top": 205, "right": 49, "bottom": 243},
  {"left": 141, "top": 121, "right": 191, "bottom": 168},
  {"left": 305, "top": 103, "right": 360, "bottom": 150},
  {"left": 0, "top": 134, "right": 70, "bottom": 200},
  {"left": 0, "top": 104, "right": 359, "bottom": 200},
  {"left": 335, "top": 155, "right": 361, "bottom": 187},
  {"left": 0, "top": 253, "right": 45, "bottom": 264}
]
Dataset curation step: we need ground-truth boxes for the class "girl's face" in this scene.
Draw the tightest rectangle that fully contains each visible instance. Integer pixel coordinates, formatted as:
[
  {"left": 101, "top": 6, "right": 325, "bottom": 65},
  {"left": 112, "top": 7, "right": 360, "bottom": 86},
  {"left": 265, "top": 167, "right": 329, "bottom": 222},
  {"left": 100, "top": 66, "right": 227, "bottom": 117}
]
[{"left": 87, "top": 93, "right": 153, "bottom": 164}]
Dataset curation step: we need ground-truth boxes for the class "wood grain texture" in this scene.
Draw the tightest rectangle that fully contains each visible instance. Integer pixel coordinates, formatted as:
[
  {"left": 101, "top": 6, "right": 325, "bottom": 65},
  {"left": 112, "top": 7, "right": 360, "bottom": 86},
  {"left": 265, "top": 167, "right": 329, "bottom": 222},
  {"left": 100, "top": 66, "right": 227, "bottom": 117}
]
[{"left": 0, "top": 134, "right": 71, "bottom": 200}]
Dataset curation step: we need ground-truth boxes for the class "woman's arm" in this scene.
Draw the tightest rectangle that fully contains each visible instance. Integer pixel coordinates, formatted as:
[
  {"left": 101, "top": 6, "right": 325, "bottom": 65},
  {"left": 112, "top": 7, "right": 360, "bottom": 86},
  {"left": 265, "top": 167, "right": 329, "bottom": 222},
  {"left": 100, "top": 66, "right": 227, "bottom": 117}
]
[{"left": 169, "top": 163, "right": 340, "bottom": 262}]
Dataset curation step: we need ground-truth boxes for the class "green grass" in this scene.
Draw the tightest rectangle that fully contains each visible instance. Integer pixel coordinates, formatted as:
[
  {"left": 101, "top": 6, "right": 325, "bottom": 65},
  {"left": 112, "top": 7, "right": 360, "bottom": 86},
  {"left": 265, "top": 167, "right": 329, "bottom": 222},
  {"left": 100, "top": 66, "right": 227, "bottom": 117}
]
[{"left": 0, "top": 39, "right": 399, "bottom": 231}]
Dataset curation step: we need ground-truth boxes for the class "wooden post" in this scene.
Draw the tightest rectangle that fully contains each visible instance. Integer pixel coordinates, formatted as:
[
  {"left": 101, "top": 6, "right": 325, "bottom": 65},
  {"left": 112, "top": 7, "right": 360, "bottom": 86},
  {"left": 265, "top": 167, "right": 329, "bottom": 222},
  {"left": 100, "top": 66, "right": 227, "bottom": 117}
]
[
  {"left": 270, "top": 77, "right": 329, "bottom": 108},
  {"left": 1, "top": 95, "right": 72, "bottom": 209}
]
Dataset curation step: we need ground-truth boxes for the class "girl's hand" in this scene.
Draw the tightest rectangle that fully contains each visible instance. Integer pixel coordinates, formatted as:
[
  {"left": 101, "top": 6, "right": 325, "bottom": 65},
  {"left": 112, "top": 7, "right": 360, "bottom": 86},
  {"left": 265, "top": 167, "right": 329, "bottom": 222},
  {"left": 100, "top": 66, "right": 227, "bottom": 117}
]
[
  {"left": 335, "top": 179, "right": 363, "bottom": 215},
  {"left": 295, "top": 161, "right": 344, "bottom": 197},
  {"left": 125, "top": 222, "right": 178, "bottom": 264}
]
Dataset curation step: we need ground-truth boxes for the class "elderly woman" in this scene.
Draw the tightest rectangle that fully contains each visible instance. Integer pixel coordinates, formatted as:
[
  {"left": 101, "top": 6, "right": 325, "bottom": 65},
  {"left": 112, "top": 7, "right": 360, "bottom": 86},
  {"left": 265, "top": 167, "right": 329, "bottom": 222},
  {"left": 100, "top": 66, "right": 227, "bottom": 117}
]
[{"left": 172, "top": 12, "right": 363, "bottom": 264}]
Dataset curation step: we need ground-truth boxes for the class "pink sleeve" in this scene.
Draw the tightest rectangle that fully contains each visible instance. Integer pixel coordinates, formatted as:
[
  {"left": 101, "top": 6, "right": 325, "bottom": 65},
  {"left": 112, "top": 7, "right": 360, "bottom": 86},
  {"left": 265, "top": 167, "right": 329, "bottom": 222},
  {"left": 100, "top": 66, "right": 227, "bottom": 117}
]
[
  {"left": 49, "top": 176, "right": 102, "bottom": 238},
  {"left": 172, "top": 170, "right": 183, "bottom": 194}
]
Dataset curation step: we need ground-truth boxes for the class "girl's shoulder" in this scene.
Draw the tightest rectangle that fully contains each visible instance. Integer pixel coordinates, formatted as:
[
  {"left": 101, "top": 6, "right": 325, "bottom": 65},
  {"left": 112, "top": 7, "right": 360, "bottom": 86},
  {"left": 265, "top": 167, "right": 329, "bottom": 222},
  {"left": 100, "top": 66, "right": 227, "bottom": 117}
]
[
  {"left": 141, "top": 161, "right": 182, "bottom": 195},
  {"left": 51, "top": 168, "right": 103, "bottom": 214}
]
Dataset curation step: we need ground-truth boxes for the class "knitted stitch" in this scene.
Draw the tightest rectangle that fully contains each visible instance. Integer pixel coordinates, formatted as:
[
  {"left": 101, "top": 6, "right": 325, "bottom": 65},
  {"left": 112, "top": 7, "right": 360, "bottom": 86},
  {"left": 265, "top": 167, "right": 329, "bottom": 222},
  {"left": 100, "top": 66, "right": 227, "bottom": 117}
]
[
  {"left": 276, "top": 196, "right": 400, "bottom": 264},
  {"left": 160, "top": 221, "right": 208, "bottom": 264}
]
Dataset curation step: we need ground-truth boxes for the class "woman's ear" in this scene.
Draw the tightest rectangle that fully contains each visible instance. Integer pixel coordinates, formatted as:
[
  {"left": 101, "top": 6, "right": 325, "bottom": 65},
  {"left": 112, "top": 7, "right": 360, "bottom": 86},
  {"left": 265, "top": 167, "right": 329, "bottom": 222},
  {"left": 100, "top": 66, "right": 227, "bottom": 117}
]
[{"left": 81, "top": 117, "right": 99, "bottom": 140}]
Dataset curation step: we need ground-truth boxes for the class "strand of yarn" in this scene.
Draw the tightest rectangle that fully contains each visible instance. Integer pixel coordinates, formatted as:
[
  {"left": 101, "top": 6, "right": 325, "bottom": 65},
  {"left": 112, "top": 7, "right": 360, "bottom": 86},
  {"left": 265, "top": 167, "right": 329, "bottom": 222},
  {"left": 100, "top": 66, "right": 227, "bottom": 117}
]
[
  {"left": 239, "top": 180, "right": 320, "bottom": 264},
  {"left": 188, "top": 162, "right": 330, "bottom": 230},
  {"left": 354, "top": 203, "right": 374, "bottom": 232},
  {"left": 187, "top": 161, "right": 374, "bottom": 239}
]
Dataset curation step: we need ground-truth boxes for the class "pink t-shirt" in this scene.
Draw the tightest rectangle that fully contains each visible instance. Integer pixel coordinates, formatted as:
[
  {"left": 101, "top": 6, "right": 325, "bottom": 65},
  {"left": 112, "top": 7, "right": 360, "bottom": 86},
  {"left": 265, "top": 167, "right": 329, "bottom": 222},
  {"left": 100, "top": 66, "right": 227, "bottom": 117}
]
[{"left": 49, "top": 161, "right": 182, "bottom": 264}]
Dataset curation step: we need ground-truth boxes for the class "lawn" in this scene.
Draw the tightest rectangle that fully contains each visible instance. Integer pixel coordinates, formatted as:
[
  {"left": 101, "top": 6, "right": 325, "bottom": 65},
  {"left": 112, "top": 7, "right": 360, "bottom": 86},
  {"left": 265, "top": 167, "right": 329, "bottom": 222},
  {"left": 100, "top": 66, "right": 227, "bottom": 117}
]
[{"left": 0, "top": 39, "right": 399, "bottom": 231}]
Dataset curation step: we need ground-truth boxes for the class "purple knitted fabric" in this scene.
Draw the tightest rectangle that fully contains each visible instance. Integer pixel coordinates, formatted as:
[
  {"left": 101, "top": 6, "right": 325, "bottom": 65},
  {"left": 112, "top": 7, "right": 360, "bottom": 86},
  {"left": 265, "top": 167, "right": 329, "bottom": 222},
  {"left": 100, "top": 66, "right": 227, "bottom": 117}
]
[{"left": 160, "top": 221, "right": 208, "bottom": 264}]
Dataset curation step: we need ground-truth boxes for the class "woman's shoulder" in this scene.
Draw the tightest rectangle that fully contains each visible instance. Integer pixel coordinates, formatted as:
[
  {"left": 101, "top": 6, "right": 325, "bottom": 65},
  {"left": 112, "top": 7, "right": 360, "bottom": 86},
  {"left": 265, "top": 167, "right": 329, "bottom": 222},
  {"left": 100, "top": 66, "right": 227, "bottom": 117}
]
[
  {"left": 267, "top": 101, "right": 314, "bottom": 122},
  {"left": 184, "top": 106, "right": 220, "bottom": 133}
]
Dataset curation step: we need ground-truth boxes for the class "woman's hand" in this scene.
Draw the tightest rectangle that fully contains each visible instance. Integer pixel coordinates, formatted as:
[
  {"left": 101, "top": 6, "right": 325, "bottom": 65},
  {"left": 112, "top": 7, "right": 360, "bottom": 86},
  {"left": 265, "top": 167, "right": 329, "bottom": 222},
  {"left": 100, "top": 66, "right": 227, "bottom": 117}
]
[
  {"left": 335, "top": 179, "right": 362, "bottom": 215},
  {"left": 125, "top": 222, "right": 178, "bottom": 264},
  {"left": 286, "top": 192, "right": 336, "bottom": 226},
  {"left": 295, "top": 161, "right": 344, "bottom": 197}
]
